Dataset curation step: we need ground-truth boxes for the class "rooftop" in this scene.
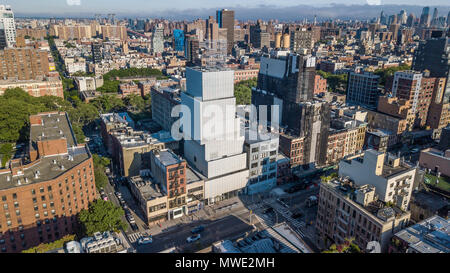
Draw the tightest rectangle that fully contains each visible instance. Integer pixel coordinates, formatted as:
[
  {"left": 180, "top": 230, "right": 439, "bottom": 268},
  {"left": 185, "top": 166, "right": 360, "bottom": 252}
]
[
  {"left": 30, "top": 112, "right": 76, "bottom": 147},
  {"left": 153, "top": 149, "right": 184, "bottom": 168},
  {"left": 0, "top": 146, "right": 90, "bottom": 190},
  {"left": 129, "top": 176, "right": 165, "bottom": 201},
  {"left": 395, "top": 215, "right": 449, "bottom": 253},
  {"left": 323, "top": 178, "right": 409, "bottom": 223}
]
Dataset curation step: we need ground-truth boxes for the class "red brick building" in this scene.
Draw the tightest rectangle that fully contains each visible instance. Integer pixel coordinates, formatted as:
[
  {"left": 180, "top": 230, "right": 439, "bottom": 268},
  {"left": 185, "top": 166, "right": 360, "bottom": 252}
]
[
  {"left": 314, "top": 74, "right": 327, "bottom": 95},
  {"left": 0, "top": 112, "right": 96, "bottom": 253}
]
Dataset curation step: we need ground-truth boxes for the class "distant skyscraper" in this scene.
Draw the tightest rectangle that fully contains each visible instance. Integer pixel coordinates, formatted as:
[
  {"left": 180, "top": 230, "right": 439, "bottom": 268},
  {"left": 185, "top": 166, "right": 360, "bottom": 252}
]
[
  {"left": 447, "top": 11, "right": 450, "bottom": 27},
  {"left": 407, "top": 13, "right": 416, "bottom": 27},
  {"left": 216, "top": 9, "right": 234, "bottom": 55},
  {"left": 420, "top": 6, "right": 431, "bottom": 27},
  {"left": 152, "top": 24, "right": 164, "bottom": 54},
  {"left": 0, "top": 5, "right": 16, "bottom": 48},
  {"left": 173, "top": 29, "right": 184, "bottom": 52},
  {"left": 398, "top": 10, "right": 407, "bottom": 25},
  {"left": 380, "top": 10, "right": 387, "bottom": 25},
  {"left": 431, "top": 8, "right": 438, "bottom": 26}
]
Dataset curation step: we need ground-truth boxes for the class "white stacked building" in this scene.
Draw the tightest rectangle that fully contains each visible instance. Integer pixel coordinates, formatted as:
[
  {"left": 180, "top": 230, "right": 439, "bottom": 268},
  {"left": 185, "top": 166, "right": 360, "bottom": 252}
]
[
  {"left": 181, "top": 67, "right": 249, "bottom": 205},
  {"left": 0, "top": 5, "right": 16, "bottom": 48}
]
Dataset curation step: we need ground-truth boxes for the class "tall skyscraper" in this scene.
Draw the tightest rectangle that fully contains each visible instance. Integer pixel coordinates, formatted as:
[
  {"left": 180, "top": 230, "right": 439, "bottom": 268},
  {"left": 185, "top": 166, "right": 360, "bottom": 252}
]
[
  {"left": 181, "top": 67, "right": 249, "bottom": 205},
  {"left": 252, "top": 53, "right": 330, "bottom": 167},
  {"left": 0, "top": 5, "right": 16, "bottom": 48},
  {"left": 206, "top": 16, "right": 219, "bottom": 44},
  {"left": 431, "top": 8, "right": 438, "bottom": 26},
  {"left": 152, "top": 24, "right": 164, "bottom": 54},
  {"left": 216, "top": 9, "right": 234, "bottom": 55},
  {"left": 419, "top": 6, "right": 431, "bottom": 27},
  {"left": 173, "top": 29, "right": 184, "bottom": 52},
  {"left": 406, "top": 13, "right": 416, "bottom": 27}
]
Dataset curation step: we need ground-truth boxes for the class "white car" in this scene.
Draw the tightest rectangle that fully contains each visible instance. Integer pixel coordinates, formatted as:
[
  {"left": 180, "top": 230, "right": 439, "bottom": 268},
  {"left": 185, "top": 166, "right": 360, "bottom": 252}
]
[
  {"left": 186, "top": 234, "right": 201, "bottom": 243},
  {"left": 137, "top": 236, "right": 153, "bottom": 245}
]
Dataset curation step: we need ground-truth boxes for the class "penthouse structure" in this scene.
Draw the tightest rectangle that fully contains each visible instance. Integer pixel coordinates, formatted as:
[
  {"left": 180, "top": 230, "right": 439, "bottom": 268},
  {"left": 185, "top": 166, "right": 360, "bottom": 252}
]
[
  {"left": 0, "top": 112, "right": 96, "bottom": 253},
  {"left": 181, "top": 67, "right": 249, "bottom": 205}
]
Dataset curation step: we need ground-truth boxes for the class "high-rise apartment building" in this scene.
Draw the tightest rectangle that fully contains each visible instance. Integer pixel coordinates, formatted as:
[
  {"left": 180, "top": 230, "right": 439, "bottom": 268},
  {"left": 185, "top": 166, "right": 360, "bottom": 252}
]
[
  {"left": 173, "top": 29, "right": 184, "bottom": 52},
  {"left": 216, "top": 9, "right": 235, "bottom": 55},
  {"left": 253, "top": 53, "right": 330, "bottom": 167},
  {"left": 181, "top": 67, "right": 249, "bottom": 205},
  {"left": 152, "top": 24, "right": 164, "bottom": 55},
  {"left": 0, "top": 47, "right": 49, "bottom": 80},
  {"left": 91, "top": 42, "right": 102, "bottom": 64},
  {"left": 0, "top": 5, "right": 16, "bottom": 48},
  {"left": 290, "top": 27, "right": 314, "bottom": 53},
  {"left": 0, "top": 112, "right": 96, "bottom": 253},
  {"left": 346, "top": 71, "right": 380, "bottom": 110}
]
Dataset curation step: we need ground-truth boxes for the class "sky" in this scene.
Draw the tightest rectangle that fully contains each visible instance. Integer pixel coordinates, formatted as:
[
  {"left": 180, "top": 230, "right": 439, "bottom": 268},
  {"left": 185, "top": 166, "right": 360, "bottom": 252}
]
[{"left": 5, "top": 0, "right": 450, "bottom": 15}]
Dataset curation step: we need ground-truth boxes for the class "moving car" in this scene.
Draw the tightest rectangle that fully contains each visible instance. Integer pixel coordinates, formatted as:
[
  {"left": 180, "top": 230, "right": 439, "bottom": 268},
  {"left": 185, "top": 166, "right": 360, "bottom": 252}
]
[
  {"left": 191, "top": 225, "right": 205, "bottom": 234},
  {"left": 137, "top": 235, "right": 153, "bottom": 245},
  {"left": 186, "top": 234, "right": 201, "bottom": 243}
]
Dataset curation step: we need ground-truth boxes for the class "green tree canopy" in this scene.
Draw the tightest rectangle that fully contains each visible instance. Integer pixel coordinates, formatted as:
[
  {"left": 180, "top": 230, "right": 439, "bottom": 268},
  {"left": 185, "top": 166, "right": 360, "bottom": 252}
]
[
  {"left": 374, "top": 64, "right": 411, "bottom": 87},
  {"left": 234, "top": 78, "right": 256, "bottom": 105},
  {"left": 78, "top": 199, "right": 127, "bottom": 236}
]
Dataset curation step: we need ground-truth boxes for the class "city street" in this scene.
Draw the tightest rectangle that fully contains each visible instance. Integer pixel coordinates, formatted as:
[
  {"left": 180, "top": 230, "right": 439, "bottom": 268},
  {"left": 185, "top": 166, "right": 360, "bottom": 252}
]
[{"left": 135, "top": 214, "right": 254, "bottom": 253}]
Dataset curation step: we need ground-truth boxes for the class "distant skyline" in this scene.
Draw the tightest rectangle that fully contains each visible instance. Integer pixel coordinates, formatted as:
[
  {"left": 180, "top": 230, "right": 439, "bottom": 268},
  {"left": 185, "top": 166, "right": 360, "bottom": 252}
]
[{"left": 5, "top": 0, "right": 450, "bottom": 20}]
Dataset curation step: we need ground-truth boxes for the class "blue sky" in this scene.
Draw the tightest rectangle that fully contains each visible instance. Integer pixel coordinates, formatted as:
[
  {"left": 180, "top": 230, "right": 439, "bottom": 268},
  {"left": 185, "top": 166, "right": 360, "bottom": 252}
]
[{"left": 6, "top": 0, "right": 450, "bottom": 15}]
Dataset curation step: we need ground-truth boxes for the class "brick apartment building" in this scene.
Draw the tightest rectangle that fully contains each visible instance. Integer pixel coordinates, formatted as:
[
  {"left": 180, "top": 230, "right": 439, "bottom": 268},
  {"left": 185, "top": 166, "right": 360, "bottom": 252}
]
[
  {"left": 0, "top": 77, "right": 64, "bottom": 98},
  {"left": 0, "top": 47, "right": 49, "bottom": 80},
  {"left": 0, "top": 112, "right": 96, "bottom": 253},
  {"left": 314, "top": 74, "right": 327, "bottom": 95}
]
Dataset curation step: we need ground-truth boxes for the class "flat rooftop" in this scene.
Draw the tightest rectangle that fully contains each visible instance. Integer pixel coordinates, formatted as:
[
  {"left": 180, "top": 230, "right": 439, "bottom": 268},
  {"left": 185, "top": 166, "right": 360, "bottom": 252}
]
[
  {"left": 30, "top": 112, "right": 76, "bottom": 147},
  {"left": 0, "top": 146, "right": 90, "bottom": 190},
  {"left": 154, "top": 149, "right": 184, "bottom": 167},
  {"left": 395, "top": 215, "right": 449, "bottom": 253},
  {"left": 129, "top": 176, "right": 165, "bottom": 201}
]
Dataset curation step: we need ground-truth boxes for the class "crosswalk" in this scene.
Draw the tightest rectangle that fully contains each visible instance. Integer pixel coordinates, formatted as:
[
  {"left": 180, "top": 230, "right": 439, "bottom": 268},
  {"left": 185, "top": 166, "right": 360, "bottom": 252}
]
[
  {"left": 127, "top": 232, "right": 143, "bottom": 243},
  {"left": 262, "top": 199, "right": 307, "bottom": 238}
]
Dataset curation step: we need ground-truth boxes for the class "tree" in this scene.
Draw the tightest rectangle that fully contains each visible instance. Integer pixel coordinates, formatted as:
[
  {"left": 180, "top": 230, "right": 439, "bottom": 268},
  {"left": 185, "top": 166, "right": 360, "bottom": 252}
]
[
  {"left": 92, "top": 154, "right": 111, "bottom": 190},
  {"left": 323, "top": 238, "right": 361, "bottom": 253},
  {"left": 234, "top": 78, "right": 256, "bottom": 105},
  {"left": 124, "top": 94, "right": 145, "bottom": 112},
  {"left": 374, "top": 65, "right": 411, "bottom": 86},
  {"left": 0, "top": 143, "right": 13, "bottom": 167},
  {"left": 22, "top": 234, "right": 76, "bottom": 253},
  {"left": 78, "top": 199, "right": 127, "bottom": 236},
  {"left": 91, "top": 95, "right": 125, "bottom": 113}
]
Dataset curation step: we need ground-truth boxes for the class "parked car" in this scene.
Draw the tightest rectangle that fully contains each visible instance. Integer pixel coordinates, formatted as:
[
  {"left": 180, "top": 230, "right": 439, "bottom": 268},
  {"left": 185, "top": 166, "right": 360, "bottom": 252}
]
[
  {"left": 186, "top": 234, "right": 201, "bottom": 243},
  {"left": 137, "top": 235, "right": 153, "bottom": 245},
  {"left": 130, "top": 223, "right": 138, "bottom": 231},
  {"left": 191, "top": 225, "right": 205, "bottom": 234}
]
